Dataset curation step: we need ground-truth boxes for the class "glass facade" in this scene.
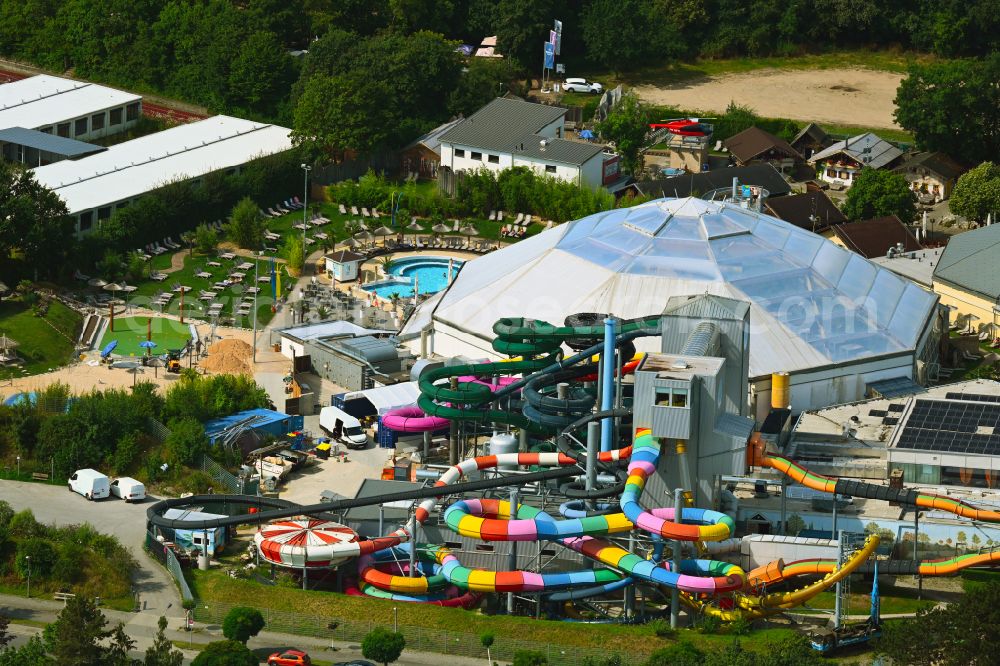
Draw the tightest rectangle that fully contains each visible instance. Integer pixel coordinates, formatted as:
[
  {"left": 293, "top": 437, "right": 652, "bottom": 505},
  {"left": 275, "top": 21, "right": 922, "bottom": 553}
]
[
  {"left": 554, "top": 199, "right": 937, "bottom": 365},
  {"left": 891, "top": 462, "right": 1000, "bottom": 489}
]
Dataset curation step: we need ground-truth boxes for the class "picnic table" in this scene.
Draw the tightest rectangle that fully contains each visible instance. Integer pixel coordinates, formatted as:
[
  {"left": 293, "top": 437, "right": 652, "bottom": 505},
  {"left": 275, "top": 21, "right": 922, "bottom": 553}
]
[
  {"left": 195, "top": 271, "right": 212, "bottom": 279},
  {"left": 207, "top": 261, "right": 221, "bottom": 267},
  {"left": 219, "top": 252, "right": 236, "bottom": 260},
  {"left": 236, "top": 262, "right": 253, "bottom": 271}
]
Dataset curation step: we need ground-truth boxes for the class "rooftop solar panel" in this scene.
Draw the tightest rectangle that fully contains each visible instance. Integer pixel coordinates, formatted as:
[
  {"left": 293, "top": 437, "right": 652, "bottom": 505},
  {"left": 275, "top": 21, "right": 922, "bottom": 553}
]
[{"left": 896, "top": 398, "right": 1000, "bottom": 455}]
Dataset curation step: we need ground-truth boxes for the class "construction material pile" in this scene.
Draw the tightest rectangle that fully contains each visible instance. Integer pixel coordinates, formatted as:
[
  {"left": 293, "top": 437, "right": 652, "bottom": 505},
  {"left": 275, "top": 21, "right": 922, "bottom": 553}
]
[{"left": 201, "top": 339, "right": 253, "bottom": 374}]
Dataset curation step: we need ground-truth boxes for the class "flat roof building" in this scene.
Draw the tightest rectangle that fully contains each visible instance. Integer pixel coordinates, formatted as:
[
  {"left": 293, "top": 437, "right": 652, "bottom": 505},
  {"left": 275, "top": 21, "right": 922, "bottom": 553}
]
[
  {"left": 0, "top": 74, "right": 141, "bottom": 149},
  {"left": 32, "top": 115, "right": 294, "bottom": 236}
]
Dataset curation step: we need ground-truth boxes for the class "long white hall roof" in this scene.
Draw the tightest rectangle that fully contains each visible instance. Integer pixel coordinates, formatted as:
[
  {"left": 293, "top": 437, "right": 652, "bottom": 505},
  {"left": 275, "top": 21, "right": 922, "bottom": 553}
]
[
  {"left": 403, "top": 197, "right": 938, "bottom": 378},
  {"left": 0, "top": 74, "right": 140, "bottom": 131},
  {"left": 32, "top": 115, "right": 293, "bottom": 214}
]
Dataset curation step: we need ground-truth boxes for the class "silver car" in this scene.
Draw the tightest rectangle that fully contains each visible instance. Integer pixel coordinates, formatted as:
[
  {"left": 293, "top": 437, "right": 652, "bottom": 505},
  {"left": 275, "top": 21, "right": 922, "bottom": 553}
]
[{"left": 563, "top": 77, "right": 603, "bottom": 94}]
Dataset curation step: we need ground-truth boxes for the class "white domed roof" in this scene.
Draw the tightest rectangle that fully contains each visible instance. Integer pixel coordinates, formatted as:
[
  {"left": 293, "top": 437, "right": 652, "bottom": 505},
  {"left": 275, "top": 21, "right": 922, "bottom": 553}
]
[{"left": 405, "top": 197, "right": 937, "bottom": 378}]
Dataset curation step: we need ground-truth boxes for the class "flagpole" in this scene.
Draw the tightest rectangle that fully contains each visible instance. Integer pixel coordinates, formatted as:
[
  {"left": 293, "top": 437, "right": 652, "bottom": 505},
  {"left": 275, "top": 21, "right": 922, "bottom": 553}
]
[{"left": 252, "top": 252, "right": 259, "bottom": 364}]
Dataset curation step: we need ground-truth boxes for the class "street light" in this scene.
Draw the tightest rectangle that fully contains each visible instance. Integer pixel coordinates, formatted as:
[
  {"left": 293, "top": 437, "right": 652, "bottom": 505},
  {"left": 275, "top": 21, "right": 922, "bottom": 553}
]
[
  {"left": 15, "top": 455, "right": 19, "bottom": 478},
  {"left": 24, "top": 555, "right": 30, "bottom": 598},
  {"left": 252, "top": 249, "right": 263, "bottom": 363},
  {"left": 301, "top": 163, "right": 312, "bottom": 277}
]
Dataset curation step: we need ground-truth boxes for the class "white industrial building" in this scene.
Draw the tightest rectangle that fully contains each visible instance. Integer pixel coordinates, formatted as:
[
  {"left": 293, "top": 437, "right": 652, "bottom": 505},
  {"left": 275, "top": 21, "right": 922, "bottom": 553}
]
[
  {"left": 438, "top": 97, "right": 617, "bottom": 190},
  {"left": 31, "top": 115, "right": 294, "bottom": 236},
  {"left": 402, "top": 197, "right": 943, "bottom": 418},
  {"left": 0, "top": 74, "right": 141, "bottom": 143}
]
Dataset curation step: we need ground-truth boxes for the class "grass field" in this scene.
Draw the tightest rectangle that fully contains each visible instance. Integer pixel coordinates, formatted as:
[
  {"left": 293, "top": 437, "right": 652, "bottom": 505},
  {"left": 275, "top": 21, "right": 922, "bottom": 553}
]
[
  {"left": 99, "top": 315, "right": 195, "bottom": 357},
  {"left": 0, "top": 298, "right": 82, "bottom": 379}
]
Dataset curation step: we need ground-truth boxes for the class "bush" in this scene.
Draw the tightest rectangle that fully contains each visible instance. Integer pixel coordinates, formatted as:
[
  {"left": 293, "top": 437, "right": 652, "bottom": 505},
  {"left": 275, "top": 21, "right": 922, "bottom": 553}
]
[
  {"left": 727, "top": 616, "right": 752, "bottom": 636},
  {"left": 195, "top": 223, "right": 219, "bottom": 255},
  {"left": 15, "top": 538, "right": 56, "bottom": 578},
  {"left": 648, "top": 618, "right": 675, "bottom": 638},
  {"left": 644, "top": 640, "right": 704, "bottom": 666},
  {"left": 190, "top": 640, "right": 258, "bottom": 666},
  {"left": 512, "top": 650, "right": 548, "bottom": 666},
  {"left": 221, "top": 606, "right": 265, "bottom": 644},
  {"left": 165, "top": 417, "right": 209, "bottom": 467},
  {"left": 695, "top": 614, "right": 721, "bottom": 634},
  {"left": 8, "top": 510, "right": 43, "bottom": 539}
]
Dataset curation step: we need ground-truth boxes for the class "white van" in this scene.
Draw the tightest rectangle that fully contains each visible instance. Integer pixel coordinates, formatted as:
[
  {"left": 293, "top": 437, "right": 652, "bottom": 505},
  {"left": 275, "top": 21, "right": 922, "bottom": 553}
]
[
  {"left": 68, "top": 469, "right": 110, "bottom": 501},
  {"left": 319, "top": 406, "right": 368, "bottom": 449},
  {"left": 110, "top": 477, "right": 146, "bottom": 502}
]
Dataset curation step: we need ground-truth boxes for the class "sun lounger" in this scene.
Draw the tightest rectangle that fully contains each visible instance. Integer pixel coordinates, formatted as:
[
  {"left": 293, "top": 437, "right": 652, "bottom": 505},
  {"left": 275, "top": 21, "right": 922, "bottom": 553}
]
[
  {"left": 150, "top": 272, "right": 168, "bottom": 281},
  {"left": 292, "top": 196, "right": 305, "bottom": 208},
  {"left": 195, "top": 271, "right": 212, "bottom": 279},
  {"left": 275, "top": 202, "right": 291, "bottom": 214},
  {"left": 136, "top": 248, "right": 152, "bottom": 261},
  {"left": 372, "top": 209, "right": 380, "bottom": 218},
  {"left": 74, "top": 269, "right": 90, "bottom": 281},
  {"left": 261, "top": 209, "right": 274, "bottom": 218},
  {"left": 514, "top": 213, "right": 524, "bottom": 225},
  {"left": 361, "top": 207, "right": 371, "bottom": 217},
  {"left": 544, "top": 220, "right": 553, "bottom": 230},
  {"left": 524, "top": 214, "right": 533, "bottom": 226},
  {"left": 489, "top": 210, "right": 497, "bottom": 221},
  {"left": 267, "top": 207, "right": 282, "bottom": 217},
  {"left": 351, "top": 206, "right": 359, "bottom": 215},
  {"left": 339, "top": 204, "right": 347, "bottom": 215}
]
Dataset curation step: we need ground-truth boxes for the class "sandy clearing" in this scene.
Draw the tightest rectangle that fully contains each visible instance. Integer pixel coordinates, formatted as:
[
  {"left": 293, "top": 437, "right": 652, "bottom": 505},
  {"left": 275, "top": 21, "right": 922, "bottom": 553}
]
[{"left": 633, "top": 67, "right": 904, "bottom": 129}]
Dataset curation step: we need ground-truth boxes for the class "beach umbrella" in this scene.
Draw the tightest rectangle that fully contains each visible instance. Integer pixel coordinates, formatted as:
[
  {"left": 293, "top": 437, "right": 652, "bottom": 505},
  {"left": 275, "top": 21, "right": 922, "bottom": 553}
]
[
  {"left": 88, "top": 277, "right": 108, "bottom": 288},
  {"left": 459, "top": 224, "right": 478, "bottom": 236},
  {"left": 406, "top": 219, "right": 423, "bottom": 231},
  {"left": 103, "top": 282, "right": 123, "bottom": 294},
  {"left": 431, "top": 223, "right": 451, "bottom": 234},
  {"left": 100, "top": 340, "right": 118, "bottom": 359},
  {"left": 373, "top": 225, "right": 394, "bottom": 237},
  {"left": 354, "top": 230, "right": 373, "bottom": 241},
  {"left": 139, "top": 340, "right": 157, "bottom": 356},
  {"left": 579, "top": 129, "right": 595, "bottom": 140},
  {"left": 344, "top": 237, "right": 361, "bottom": 249},
  {"left": 0, "top": 334, "right": 18, "bottom": 352}
]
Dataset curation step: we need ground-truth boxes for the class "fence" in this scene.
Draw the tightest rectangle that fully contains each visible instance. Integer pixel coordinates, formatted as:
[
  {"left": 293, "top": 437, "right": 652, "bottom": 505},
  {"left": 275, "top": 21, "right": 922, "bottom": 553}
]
[
  {"left": 200, "top": 454, "right": 242, "bottom": 494},
  {"left": 145, "top": 532, "right": 194, "bottom": 602},
  {"left": 145, "top": 416, "right": 172, "bottom": 443},
  {"left": 193, "top": 599, "right": 642, "bottom": 665}
]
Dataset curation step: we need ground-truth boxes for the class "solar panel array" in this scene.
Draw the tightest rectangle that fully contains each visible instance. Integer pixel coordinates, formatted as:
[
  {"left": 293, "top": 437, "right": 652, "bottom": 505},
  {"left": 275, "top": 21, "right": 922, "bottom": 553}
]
[
  {"left": 944, "top": 392, "right": 1000, "bottom": 404},
  {"left": 896, "top": 398, "right": 1000, "bottom": 455}
]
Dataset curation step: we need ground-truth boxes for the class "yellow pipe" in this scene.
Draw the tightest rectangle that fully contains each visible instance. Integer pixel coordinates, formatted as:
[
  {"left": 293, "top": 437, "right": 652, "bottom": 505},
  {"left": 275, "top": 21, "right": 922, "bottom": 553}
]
[{"left": 771, "top": 371, "right": 790, "bottom": 410}]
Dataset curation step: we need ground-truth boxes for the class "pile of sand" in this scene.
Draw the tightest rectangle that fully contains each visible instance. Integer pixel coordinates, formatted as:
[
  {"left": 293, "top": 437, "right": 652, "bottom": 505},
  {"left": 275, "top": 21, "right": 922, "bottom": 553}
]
[{"left": 201, "top": 339, "right": 254, "bottom": 375}]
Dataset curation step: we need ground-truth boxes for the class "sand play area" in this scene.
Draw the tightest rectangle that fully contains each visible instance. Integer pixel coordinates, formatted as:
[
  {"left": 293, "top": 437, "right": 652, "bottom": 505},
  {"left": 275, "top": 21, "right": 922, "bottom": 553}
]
[{"left": 633, "top": 67, "right": 904, "bottom": 129}]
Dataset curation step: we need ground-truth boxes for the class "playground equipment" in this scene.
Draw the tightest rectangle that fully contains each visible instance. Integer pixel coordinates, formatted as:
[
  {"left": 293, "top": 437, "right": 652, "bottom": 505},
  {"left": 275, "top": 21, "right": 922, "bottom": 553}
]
[{"left": 148, "top": 306, "right": 1000, "bottom": 626}]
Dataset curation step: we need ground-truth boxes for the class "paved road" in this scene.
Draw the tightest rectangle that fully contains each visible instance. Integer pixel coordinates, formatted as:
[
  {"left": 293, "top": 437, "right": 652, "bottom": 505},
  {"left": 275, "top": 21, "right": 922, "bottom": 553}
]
[{"left": 0, "top": 481, "right": 182, "bottom": 617}]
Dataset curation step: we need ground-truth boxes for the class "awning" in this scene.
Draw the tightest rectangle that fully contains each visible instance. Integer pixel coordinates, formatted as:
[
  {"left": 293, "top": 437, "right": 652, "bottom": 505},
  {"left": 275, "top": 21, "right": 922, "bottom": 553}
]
[
  {"left": 0, "top": 126, "right": 106, "bottom": 158},
  {"left": 342, "top": 381, "right": 420, "bottom": 415},
  {"left": 867, "top": 376, "right": 926, "bottom": 400}
]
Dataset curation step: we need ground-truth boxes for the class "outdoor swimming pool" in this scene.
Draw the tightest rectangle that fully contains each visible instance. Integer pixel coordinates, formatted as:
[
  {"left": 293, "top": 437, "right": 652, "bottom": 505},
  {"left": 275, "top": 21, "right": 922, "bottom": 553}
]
[{"left": 362, "top": 256, "right": 463, "bottom": 299}]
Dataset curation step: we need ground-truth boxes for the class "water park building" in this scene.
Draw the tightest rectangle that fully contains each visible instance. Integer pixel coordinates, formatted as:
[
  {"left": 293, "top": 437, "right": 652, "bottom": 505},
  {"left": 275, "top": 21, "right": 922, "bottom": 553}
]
[
  {"left": 31, "top": 115, "right": 293, "bottom": 237},
  {"left": 402, "top": 197, "right": 942, "bottom": 419}
]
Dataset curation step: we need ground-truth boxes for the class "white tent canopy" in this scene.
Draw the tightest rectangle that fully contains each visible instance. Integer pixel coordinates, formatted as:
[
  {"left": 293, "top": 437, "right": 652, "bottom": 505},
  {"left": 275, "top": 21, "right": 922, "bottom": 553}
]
[{"left": 342, "top": 381, "right": 420, "bottom": 415}]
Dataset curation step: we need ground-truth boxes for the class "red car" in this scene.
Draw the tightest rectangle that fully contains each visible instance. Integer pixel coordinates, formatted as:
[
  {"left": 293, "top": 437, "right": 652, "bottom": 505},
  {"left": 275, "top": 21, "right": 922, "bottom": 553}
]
[{"left": 267, "top": 649, "right": 311, "bottom": 666}]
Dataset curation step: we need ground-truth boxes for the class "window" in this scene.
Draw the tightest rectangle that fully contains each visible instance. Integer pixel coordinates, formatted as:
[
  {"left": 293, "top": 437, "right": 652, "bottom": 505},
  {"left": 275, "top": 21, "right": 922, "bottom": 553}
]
[
  {"left": 471, "top": 151, "right": 482, "bottom": 160},
  {"left": 126, "top": 102, "right": 140, "bottom": 121},
  {"left": 91, "top": 112, "right": 105, "bottom": 130},
  {"left": 97, "top": 206, "right": 112, "bottom": 220},
  {"left": 57, "top": 122, "right": 70, "bottom": 138},
  {"left": 109, "top": 107, "right": 123, "bottom": 125},
  {"left": 225, "top": 168, "right": 236, "bottom": 176},
  {"left": 78, "top": 211, "right": 94, "bottom": 232},
  {"left": 39, "top": 126, "right": 52, "bottom": 134},
  {"left": 655, "top": 387, "right": 689, "bottom": 408},
  {"left": 545, "top": 165, "right": 557, "bottom": 174},
  {"left": 116, "top": 201, "right": 129, "bottom": 210},
  {"left": 474, "top": 544, "right": 495, "bottom": 552},
  {"left": 487, "top": 154, "right": 499, "bottom": 164},
  {"left": 556, "top": 127, "right": 562, "bottom": 138},
  {"left": 454, "top": 148, "right": 465, "bottom": 158},
  {"left": 826, "top": 168, "right": 836, "bottom": 177},
  {"left": 74, "top": 117, "right": 88, "bottom": 136}
]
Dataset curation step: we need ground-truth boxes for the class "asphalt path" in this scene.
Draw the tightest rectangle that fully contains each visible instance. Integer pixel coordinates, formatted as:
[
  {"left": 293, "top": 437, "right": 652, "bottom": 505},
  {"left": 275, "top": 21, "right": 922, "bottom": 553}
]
[{"left": 0, "top": 480, "right": 182, "bottom": 617}]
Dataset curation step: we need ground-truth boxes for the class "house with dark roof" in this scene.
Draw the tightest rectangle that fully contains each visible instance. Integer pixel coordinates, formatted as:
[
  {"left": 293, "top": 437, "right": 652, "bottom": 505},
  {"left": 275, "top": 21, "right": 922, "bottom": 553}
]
[
  {"left": 723, "top": 126, "right": 803, "bottom": 174},
  {"left": 437, "top": 97, "right": 617, "bottom": 190},
  {"left": 324, "top": 249, "right": 366, "bottom": 282},
  {"left": 808, "top": 132, "right": 903, "bottom": 190},
  {"left": 625, "top": 164, "right": 791, "bottom": 200},
  {"left": 829, "top": 215, "right": 920, "bottom": 259},
  {"left": 790, "top": 123, "right": 831, "bottom": 160},
  {"left": 399, "top": 117, "right": 462, "bottom": 180},
  {"left": 763, "top": 191, "right": 847, "bottom": 233},
  {"left": 893, "top": 151, "right": 967, "bottom": 203},
  {"left": 932, "top": 224, "right": 1000, "bottom": 337}
]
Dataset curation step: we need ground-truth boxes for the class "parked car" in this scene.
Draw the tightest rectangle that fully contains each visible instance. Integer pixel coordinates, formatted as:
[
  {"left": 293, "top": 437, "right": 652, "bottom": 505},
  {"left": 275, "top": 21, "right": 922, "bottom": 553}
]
[
  {"left": 110, "top": 477, "right": 146, "bottom": 502},
  {"left": 563, "top": 77, "right": 603, "bottom": 94},
  {"left": 68, "top": 469, "right": 110, "bottom": 501},
  {"left": 267, "top": 649, "right": 311, "bottom": 666}
]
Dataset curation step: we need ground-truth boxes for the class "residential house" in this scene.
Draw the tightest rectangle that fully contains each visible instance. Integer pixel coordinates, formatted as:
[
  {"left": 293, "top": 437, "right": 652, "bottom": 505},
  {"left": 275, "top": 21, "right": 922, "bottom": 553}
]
[
  {"left": 625, "top": 164, "right": 791, "bottom": 200},
  {"left": 437, "top": 97, "right": 617, "bottom": 192},
  {"left": 829, "top": 215, "right": 921, "bottom": 259},
  {"left": 723, "top": 126, "right": 803, "bottom": 174},
  {"left": 790, "top": 123, "right": 831, "bottom": 160},
  {"left": 764, "top": 191, "right": 847, "bottom": 234},
  {"left": 324, "top": 249, "right": 365, "bottom": 282},
  {"left": 399, "top": 117, "right": 462, "bottom": 180},
  {"left": 808, "top": 133, "right": 903, "bottom": 190},
  {"left": 893, "top": 151, "right": 966, "bottom": 203},
  {"left": 932, "top": 224, "right": 1000, "bottom": 337}
]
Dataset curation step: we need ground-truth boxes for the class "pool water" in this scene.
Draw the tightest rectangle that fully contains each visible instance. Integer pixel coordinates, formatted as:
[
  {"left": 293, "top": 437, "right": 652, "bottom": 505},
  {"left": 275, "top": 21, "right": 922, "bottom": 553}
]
[{"left": 363, "top": 256, "right": 464, "bottom": 299}]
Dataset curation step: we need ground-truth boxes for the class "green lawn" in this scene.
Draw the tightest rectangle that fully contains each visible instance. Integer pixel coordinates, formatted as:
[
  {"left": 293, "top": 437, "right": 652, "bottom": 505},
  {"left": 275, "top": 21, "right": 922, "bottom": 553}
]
[
  {"left": 99, "top": 315, "right": 195, "bottom": 357},
  {"left": 0, "top": 298, "right": 82, "bottom": 379},
  {"left": 803, "top": 585, "right": 933, "bottom": 615}
]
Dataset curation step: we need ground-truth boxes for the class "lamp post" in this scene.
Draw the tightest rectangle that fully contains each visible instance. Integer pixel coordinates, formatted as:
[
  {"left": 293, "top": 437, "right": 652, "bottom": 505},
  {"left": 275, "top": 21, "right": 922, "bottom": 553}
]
[
  {"left": 24, "top": 555, "right": 30, "bottom": 598},
  {"left": 252, "top": 250, "right": 262, "bottom": 363},
  {"left": 301, "top": 163, "right": 312, "bottom": 277},
  {"left": 15, "top": 455, "right": 19, "bottom": 479}
]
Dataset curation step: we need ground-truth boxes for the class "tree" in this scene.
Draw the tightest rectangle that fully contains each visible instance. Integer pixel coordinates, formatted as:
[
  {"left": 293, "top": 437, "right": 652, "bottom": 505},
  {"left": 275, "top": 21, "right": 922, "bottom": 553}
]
[
  {"left": 582, "top": 0, "right": 683, "bottom": 72},
  {"left": 597, "top": 92, "right": 650, "bottom": 175},
  {"left": 480, "top": 632, "right": 494, "bottom": 664},
  {"left": 165, "top": 416, "right": 209, "bottom": 466},
  {"left": 449, "top": 58, "right": 512, "bottom": 118},
  {"left": 878, "top": 580, "right": 1000, "bottom": 665},
  {"left": 46, "top": 595, "right": 113, "bottom": 665},
  {"left": 645, "top": 640, "right": 705, "bottom": 666},
  {"left": 0, "top": 634, "right": 48, "bottom": 666},
  {"left": 145, "top": 616, "right": 184, "bottom": 666},
  {"left": 226, "top": 197, "right": 265, "bottom": 250},
  {"left": 785, "top": 513, "right": 806, "bottom": 536},
  {"left": 281, "top": 235, "right": 304, "bottom": 274},
  {"left": 190, "top": 640, "right": 258, "bottom": 666},
  {"left": 106, "top": 622, "right": 138, "bottom": 666},
  {"left": 894, "top": 55, "right": 1000, "bottom": 164},
  {"left": 293, "top": 72, "right": 392, "bottom": 158},
  {"left": 227, "top": 31, "right": 295, "bottom": 117},
  {"left": 0, "top": 617, "right": 9, "bottom": 649},
  {"left": 512, "top": 650, "right": 548, "bottom": 666},
  {"left": 841, "top": 168, "right": 917, "bottom": 222},
  {"left": 195, "top": 223, "right": 219, "bottom": 255},
  {"left": 494, "top": 0, "right": 558, "bottom": 73},
  {"left": 949, "top": 162, "right": 1000, "bottom": 223},
  {"left": 221, "top": 606, "right": 265, "bottom": 644},
  {"left": 0, "top": 162, "right": 73, "bottom": 279},
  {"left": 361, "top": 626, "right": 406, "bottom": 666}
]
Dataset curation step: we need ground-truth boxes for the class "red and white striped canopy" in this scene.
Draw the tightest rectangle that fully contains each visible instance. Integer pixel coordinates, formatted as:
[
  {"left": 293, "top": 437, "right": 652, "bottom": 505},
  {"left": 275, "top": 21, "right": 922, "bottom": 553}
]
[{"left": 254, "top": 519, "right": 359, "bottom": 568}]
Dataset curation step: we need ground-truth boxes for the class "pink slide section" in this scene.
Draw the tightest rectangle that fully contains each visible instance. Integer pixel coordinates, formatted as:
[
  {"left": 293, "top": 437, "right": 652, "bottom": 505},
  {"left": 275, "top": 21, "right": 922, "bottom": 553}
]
[{"left": 382, "top": 406, "right": 450, "bottom": 433}]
